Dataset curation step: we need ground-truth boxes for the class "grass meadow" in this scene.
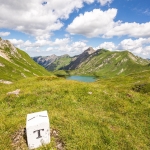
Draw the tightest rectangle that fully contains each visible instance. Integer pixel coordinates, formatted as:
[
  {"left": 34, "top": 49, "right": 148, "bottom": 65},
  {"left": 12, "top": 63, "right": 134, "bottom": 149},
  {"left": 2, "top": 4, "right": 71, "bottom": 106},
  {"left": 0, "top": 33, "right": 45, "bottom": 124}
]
[{"left": 0, "top": 71, "right": 150, "bottom": 149}]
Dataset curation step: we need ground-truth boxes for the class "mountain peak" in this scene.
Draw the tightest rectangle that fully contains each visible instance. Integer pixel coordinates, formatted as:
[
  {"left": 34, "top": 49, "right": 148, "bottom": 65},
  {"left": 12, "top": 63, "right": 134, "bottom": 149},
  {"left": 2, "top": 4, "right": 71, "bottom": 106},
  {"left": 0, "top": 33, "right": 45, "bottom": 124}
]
[{"left": 84, "top": 47, "right": 95, "bottom": 54}]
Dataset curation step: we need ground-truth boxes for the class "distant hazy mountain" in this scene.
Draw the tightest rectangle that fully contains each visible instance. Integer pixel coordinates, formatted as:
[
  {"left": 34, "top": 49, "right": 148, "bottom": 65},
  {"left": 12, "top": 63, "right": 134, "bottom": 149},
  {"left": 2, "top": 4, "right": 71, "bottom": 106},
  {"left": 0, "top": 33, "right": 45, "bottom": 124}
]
[
  {"left": 46, "top": 54, "right": 72, "bottom": 71},
  {"left": 33, "top": 54, "right": 73, "bottom": 71},
  {"left": 32, "top": 54, "right": 58, "bottom": 68},
  {"left": 0, "top": 38, "right": 51, "bottom": 82}
]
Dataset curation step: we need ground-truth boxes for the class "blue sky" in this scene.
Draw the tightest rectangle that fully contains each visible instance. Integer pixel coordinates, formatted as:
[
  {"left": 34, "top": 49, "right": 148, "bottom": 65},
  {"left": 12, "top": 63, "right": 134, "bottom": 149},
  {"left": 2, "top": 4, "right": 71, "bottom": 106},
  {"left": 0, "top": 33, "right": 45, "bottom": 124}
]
[{"left": 0, "top": 0, "right": 150, "bottom": 58}]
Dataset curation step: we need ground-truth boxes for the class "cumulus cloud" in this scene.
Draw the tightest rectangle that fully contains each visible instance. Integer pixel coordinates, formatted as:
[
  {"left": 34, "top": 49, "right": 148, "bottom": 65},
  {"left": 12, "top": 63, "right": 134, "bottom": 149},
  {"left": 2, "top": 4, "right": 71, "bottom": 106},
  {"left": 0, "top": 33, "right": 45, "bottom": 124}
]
[
  {"left": 95, "top": 42, "right": 116, "bottom": 50},
  {"left": 67, "top": 8, "right": 150, "bottom": 39},
  {"left": 142, "top": 46, "right": 150, "bottom": 57},
  {"left": 98, "top": 0, "right": 113, "bottom": 6},
  {"left": 118, "top": 38, "right": 150, "bottom": 50},
  {"left": 8, "top": 37, "right": 88, "bottom": 56},
  {"left": 0, "top": 0, "right": 94, "bottom": 40},
  {"left": 105, "top": 22, "right": 150, "bottom": 38},
  {"left": 117, "top": 38, "right": 150, "bottom": 57},
  {"left": 46, "top": 47, "right": 54, "bottom": 52},
  {"left": 47, "top": 41, "right": 88, "bottom": 55},
  {"left": 0, "top": 32, "right": 10, "bottom": 36},
  {"left": 9, "top": 39, "right": 24, "bottom": 48},
  {"left": 52, "top": 38, "right": 70, "bottom": 46},
  {"left": 71, "top": 41, "right": 87, "bottom": 52},
  {"left": 84, "top": 0, "right": 95, "bottom": 4},
  {"left": 94, "top": 38, "right": 150, "bottom": 58},
  {"left": 67, "top": 8, "right": 118, "bottom": 37},
  {"left": 9, "top": 39, "right": 24, "bottom": 45},
  {"left": 8, "top": 36, "right": 150, "bottom": 58}
]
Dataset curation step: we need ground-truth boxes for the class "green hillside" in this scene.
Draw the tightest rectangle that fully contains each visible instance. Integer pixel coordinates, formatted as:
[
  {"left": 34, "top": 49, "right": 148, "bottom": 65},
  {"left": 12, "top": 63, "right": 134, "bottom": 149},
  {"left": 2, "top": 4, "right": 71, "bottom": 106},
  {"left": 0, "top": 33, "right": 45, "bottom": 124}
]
[
  {"left": 71, "top": 49, "right": 150, "bottom": 77},
  {"left": 0, "top": 40, "right": 51, "bottom": 82}
]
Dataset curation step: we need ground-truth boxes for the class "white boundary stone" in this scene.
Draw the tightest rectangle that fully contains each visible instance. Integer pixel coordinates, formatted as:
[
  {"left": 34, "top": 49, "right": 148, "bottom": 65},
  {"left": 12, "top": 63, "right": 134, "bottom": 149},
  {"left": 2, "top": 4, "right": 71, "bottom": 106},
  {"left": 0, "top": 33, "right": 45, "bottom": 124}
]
[{"left": 26, "top": 110, "right": 50, "bottom": 149}]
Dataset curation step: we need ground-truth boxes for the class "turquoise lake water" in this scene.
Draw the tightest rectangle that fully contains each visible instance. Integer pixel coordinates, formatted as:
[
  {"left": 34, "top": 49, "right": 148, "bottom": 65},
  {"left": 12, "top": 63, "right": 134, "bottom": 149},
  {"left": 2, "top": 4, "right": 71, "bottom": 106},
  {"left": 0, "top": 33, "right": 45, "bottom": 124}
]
[{"left": 66, "top": 76, "right": 97, "bottom": 82}]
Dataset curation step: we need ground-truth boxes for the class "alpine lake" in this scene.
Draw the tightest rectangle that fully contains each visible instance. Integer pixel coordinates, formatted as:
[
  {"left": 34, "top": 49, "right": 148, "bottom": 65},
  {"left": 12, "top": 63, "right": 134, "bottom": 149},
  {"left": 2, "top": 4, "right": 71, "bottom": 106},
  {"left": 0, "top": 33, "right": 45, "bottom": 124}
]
[{"left": 66, "top": 75, "right": 97, "bottom": 82}]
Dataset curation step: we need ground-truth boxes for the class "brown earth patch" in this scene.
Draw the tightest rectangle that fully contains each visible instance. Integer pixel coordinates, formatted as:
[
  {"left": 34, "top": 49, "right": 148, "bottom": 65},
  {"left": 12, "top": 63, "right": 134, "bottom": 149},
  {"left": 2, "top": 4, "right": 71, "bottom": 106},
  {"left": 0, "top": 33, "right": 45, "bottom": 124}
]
[{"left": 11, "top": 127, "right": 65, "bottom": 150}]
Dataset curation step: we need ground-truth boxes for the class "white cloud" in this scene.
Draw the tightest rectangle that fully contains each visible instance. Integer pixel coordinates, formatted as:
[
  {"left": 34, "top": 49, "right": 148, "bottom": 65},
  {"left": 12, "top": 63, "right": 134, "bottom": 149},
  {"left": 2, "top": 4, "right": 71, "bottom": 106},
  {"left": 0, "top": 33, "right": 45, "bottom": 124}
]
[
  {"left": 9, "top": 39, "right": 24, "bottom": 45},
  {"left": 117, "top": 38, "right": 150, "bottom": 57},
  {"left": 84, "top": 0, "right": 95, "bottom": 4},
  {"left": 118, "top": 38, "right": 143, "bottom": 50},
  {"left": 67, "top": 8, "right": 150, "bottom": 39},
  {"left": 52, "top": 38, "right": 70, "bottom": 46},
  {"left": 8, "top": 39, "right": 24, "bottom": 49},
  {"left": 0, "top": 0, "right": 95, "bottom": 40},
  {"left": 8, "top": 36, "right": 150, "bottom": 58},
  {"left": 95, "top": 42, "right": 116, "bottom": 50},
  {"left": 105, "top": 22, "right": 150, "bottom": 38},
  {"left": 48, "top": 41, "right": 88, "bottom": 55},
  {"left": 34, "top": 40, "right": 51, "bottom": 47},
  {"left": 144, "top": 46, "right": 150, "bottom": 52},
  {"left": 9, "top": 39, "right": 35, "bottom": 50},
  {"left": 65, "top": 34, "right": 70, "bottom": 38},
  {"left": 72, "top": 41, "right": 87, "bottom": 48},
  {"left": 67, "top": 8, "right": 118, "bottom": 37},
  {"left": 8, "top": 38, "right": 88, "bottom": 56},
  {"left": 0, "top": 32, "right": 10, "bottom": 36},
  {"left": 143, "top": 9, "right": 150, "bottom": 16},
  {"left": 24, "top": 40, "right": 32, "bottom": 47},
  {"left": 71, "top": 41, "right": 87, "bottom": 52},
  {"left": 93, "top": 37, "right": 150, "bottom": 58},
  {"left": 142, "top": 46, "right": 150, "bottom": 57},
  {"left": 98, "top": 0, "right": 113, "bottom": 6},
  {"left": 117, "top": 38, "right": 150, "bottom": 50},
  {"left": 46, "top": 47, "right": 53, "bottom": 52}
]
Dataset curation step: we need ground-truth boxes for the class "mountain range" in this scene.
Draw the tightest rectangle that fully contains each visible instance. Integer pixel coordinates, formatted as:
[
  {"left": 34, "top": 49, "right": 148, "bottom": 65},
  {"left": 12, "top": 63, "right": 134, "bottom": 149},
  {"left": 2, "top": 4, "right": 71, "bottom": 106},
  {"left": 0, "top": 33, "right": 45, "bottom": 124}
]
[
  {"left": 33, "top": 47, "right": 150, "bottom": 77},
  {"left": 1, "top": 37, "right": 150, "bottom": 81}
]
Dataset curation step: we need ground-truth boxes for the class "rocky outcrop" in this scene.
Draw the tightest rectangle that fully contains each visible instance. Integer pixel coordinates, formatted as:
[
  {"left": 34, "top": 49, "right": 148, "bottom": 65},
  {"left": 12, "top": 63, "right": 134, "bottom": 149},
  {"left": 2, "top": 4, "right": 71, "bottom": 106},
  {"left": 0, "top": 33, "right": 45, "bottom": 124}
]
[
  {"left": 7, "top": 89, "right": 20, "bottom": 96},
  {"left": 0, "top": 38, "right": 20, "bottom": 61},
  {"left": 0, "top": 80, "right": 13, "bottom": 84}
]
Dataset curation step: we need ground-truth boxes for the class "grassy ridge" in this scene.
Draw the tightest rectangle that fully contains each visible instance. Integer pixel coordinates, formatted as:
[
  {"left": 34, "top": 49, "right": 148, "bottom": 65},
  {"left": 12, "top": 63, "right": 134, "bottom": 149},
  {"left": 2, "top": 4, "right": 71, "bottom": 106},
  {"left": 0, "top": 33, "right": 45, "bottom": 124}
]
[
  {"left": 0, "top": 71, "right": 150, "bottom": 149},
  {"left": 0, "top": 48, "right": 51, "bottom": 81},
  {"left": 72, "top": 50, "right": 150, "bottom": 77}
]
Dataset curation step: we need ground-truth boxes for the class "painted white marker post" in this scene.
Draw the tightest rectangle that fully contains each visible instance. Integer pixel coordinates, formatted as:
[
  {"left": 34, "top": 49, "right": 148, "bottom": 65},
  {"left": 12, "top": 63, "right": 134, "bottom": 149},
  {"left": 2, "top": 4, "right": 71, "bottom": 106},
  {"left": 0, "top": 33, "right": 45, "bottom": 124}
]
[{"left": 26, "top": 110, "right": 50, "bottom": 149}]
